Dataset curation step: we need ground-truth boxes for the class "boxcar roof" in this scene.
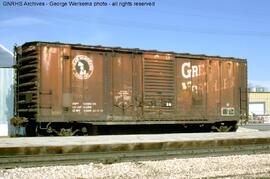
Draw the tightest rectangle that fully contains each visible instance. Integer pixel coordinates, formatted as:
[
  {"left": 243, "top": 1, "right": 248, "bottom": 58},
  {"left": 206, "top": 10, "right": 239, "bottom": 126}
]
[{"left": 20, "top": 41, "right": 246, "bottom": 62}]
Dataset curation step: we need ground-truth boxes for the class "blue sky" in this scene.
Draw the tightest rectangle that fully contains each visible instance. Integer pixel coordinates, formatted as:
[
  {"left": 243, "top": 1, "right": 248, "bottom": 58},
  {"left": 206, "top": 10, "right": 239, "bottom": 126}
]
[{"left": 1, "top": 0, "right": 270, "bottom": 87}]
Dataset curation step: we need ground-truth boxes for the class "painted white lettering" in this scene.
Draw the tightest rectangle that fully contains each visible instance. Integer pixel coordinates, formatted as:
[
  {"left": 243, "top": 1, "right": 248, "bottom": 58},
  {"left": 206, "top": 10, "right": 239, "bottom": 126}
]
[
  {"left": 181, "top": 62, "right": 205, "bottom": 79},
  {"left": 182, "top": 62, "right": 191, "bottom": 78},
  {"left": 192, "top": 66, "right": 198, "bottom": 77}
]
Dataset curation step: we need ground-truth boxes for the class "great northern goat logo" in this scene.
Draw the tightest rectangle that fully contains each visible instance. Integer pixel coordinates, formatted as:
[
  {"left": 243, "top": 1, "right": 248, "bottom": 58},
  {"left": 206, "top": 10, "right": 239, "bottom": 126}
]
[{"left": 72, "top": 55, "right": 94, "bottom": 80}]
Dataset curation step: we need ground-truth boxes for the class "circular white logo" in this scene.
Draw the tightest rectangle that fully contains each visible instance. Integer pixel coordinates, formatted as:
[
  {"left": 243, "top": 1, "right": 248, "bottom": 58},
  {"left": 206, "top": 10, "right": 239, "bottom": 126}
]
[{"left": 72, "top": 55, "right": 94, "bottom": 80}]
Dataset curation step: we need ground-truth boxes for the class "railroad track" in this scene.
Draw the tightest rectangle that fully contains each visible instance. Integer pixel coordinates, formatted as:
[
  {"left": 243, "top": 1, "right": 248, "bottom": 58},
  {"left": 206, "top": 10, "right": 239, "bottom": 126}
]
[
  {"left": 1, "top": 132, "right": 270, "bottom": 169},
  {"left": 1, "top": 144, "right": 270, "bottom": 169}
]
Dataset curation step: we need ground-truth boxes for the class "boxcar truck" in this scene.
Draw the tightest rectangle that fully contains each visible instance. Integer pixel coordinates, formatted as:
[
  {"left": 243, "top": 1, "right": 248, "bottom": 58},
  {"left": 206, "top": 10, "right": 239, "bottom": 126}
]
[{"left": 11, "top": 42, "right": 248, "bottom": 136}]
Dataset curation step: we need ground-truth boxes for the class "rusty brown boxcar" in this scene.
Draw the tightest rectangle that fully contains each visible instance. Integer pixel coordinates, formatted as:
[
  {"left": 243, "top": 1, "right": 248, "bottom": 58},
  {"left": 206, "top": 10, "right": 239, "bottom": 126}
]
[{"left": 13, "top": 41, "right": 248, "bottom": 136}]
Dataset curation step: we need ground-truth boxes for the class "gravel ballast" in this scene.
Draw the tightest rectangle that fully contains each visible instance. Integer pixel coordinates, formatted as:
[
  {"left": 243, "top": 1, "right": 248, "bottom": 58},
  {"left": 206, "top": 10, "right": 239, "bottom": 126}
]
[{"left": 0, "top": 154, "right": 270, "bottom": 179}]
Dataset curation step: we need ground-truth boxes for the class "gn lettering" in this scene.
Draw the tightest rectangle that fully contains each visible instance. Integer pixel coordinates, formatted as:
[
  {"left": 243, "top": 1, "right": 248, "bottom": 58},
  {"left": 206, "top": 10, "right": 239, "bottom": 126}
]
[{"left": 181, "top": 62, "right": 205, "bottom": 78}]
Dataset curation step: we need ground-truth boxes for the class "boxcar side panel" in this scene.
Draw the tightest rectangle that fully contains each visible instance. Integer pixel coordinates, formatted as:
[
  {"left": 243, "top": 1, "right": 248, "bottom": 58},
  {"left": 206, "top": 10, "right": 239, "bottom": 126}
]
[
  {"left": 175, "top": 57, "right": 207, "bottom": 120},
  {"left": 62, "top": 46, "right": 72, "bottom": 119},
  {"left": 69, "top": 49, "right": 104, "bottom": 121},
  {"left": 39, "top": 45, "right": 63, "bottom": 121},
  {"left": 206, "top": 59, "right": 221, "bottom": 118},
  {"left": 103, "top": 52, "right": 112, "bottom": 120},
  {"left": 132, "top": 54, "right": 143, "bottom": 120},
  {"left": 220, "top": 61, "right": 234, "bottom": 111},
  {"left": 232, "top": 61, "right": 241, "bottom": 117},
  {"left": 111, "top": 53, "right": 133, "bottom": 120},
  {"left": 219, "top": 60, "right": 239, "bottom": 121}
]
